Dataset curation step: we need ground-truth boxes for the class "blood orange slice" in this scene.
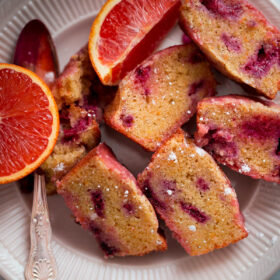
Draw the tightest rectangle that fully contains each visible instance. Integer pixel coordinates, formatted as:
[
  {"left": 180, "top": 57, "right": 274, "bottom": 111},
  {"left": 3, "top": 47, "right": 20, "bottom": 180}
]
[
  {"left": 0, "top": 63, "right": 59, "bottom": 184},
  {"left": 89, "top": 0, "right": 181, "bottom": 85}
]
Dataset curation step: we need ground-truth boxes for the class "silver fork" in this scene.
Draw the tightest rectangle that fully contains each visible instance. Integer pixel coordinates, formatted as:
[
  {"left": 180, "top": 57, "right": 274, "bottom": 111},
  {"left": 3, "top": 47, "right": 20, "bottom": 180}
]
[{"left": 25, "top": 172, "right": 57, "bottom": 280}]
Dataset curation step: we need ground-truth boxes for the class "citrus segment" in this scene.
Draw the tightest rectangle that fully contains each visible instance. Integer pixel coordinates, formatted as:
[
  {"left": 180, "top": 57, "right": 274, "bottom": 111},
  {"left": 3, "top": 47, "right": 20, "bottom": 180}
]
[
  {"left": 89, "top": 0, "right": 181, "bottom": 85},
  {"left": 0, "top": 64, "right": 59, "bottom": 184}
]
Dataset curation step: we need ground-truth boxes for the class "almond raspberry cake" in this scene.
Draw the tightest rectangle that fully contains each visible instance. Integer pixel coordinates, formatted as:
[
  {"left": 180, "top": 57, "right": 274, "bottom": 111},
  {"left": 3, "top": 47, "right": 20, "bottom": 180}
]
[
  {"left": 58, "top": 143, "right": 167, "bottom": 257},
  {"left": 180, "top": 0, "right": 280, "bottom": 99},
  {"left": 138, "top": 130, "right": 247, "bottom": 255},
  {"left": 195, "top": 95, "right": 280, "bottom": 183},
  {"left": 105, "top": 44, "right": 216, "bottom": 151}
]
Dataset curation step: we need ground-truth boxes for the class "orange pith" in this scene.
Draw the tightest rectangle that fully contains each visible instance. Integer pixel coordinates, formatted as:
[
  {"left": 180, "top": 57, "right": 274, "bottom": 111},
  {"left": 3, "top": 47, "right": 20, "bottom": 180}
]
[
  {"left": 89, "top": 0, "right": 181, "bottom": 85},
  {"left": 0, "top": 63, "right": 59, "bottom": 184}
]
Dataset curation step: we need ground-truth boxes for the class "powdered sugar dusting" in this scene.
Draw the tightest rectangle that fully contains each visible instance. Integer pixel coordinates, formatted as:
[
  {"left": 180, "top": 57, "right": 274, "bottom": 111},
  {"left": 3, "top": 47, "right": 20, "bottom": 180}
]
[
  {"left": 224, "top": 187, "right": 233, "bottom": 196},
  {"left": 166, "top": 190, "right": 173, "bottom": 195},
  {"left": 44, "top": 71, "right": 55, "bottom": 84},
  {"left": 195, "top": 147, "right": 206, "bottom": 156},
  {"left": 240, "top": 164, "right": 251, "bottom": 173},
  {"left": 54, "top": 162, "right": 65, "bottom": 172},
  {"left": 168, "top": 152, "right": 178, "bottom": 163},
  {"left": 188, "top": 225, "right": 196, "bottom": 232}
]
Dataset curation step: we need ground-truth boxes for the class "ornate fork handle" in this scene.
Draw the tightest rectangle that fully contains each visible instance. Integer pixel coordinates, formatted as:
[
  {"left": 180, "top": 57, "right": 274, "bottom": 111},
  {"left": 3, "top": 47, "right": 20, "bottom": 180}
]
[{"left": 25, "top": 172, "right": 57, "bottom": 280}]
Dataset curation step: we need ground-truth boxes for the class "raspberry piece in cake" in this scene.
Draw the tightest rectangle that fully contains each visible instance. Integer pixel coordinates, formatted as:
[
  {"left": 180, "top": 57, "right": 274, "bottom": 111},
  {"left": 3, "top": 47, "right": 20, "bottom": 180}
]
[
  {"left": 180, "top": 0, "right": 280, "bottom": 99},
  {"left": 104, "top": 44, "right": 216, "bottom": 151},
  {"left": 57, "top": 143, "right": 166, "bottom": 257},
  {"left": 41, "top": 46, "right": 101, "bottom": 194},
  {"left": 137, "top": 130, "right": 247, "bottom": 256},
  {"left": 195, "top": 95, "right": 280, "bottom": 183}
]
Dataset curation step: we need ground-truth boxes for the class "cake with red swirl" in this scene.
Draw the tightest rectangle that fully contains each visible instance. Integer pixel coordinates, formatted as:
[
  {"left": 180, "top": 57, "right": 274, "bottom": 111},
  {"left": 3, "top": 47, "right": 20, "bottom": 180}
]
[
  {"left": 104, "top": 44, "right": 216, "bottom": 151},
  {"left": 180, "top": 0, "right": 280, "bottom": 99},
  {"left": 195, "top": 95, "right": 280, "bottom": 183},
  {"left": 137, "top": 129, "right": 247, "bottom": 255},
  {"left": 57, "top": 143, "right": 167, "bottom": 257}
]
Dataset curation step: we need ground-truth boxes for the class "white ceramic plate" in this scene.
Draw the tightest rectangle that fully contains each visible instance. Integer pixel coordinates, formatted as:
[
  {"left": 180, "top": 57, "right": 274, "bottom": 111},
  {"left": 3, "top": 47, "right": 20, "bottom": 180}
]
[{"left": 1, "top": 0, "right": 280, "bottom": 279}]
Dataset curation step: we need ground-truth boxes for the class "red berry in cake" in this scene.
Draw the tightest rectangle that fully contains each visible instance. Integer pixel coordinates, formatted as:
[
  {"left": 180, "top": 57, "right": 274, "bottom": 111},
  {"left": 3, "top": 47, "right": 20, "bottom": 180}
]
[
  {"left": 120, "top": 113, "right": 134, "bottom": 128},
  {"left": 138, "top": 130, "right": 247, "bottom": 255},
  {"left": 180, "top": 202, "right": 209, "bottom": 223},
  {"left": 200, "top": 0, "right": 243, "bottom": 20},
  {"left": 89, "top": 189, "right": 105, "bottom": 218},
  {"left": 221, "top": 33, "right": 242, "bottom": 52},
  {"left": 243, "top": 43, "right": 279, "bottom": 79},
  {"left": 196, "top": 177, "right": 210, "bottom": 192},
  {"left": 105, "top": 44, "right": 216, "bottom": 151},
  {"left": 180, "top": 0, "right": 280, "bottom": 99},
  {"left": 57, "top": 143, "right": 167, "bottom": 257},
  {"left": 122, "top": 202, "right": 135, "bottom": 215},
  {"left": 195, "top": 95, "right": 280, "bottom": 183}
]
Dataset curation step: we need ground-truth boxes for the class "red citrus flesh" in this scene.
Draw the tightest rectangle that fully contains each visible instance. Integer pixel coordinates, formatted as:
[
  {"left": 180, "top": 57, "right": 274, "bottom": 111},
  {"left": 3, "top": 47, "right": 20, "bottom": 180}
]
[
  {"left": 0, "top": 68, "right": 53, "bottom": 177},
  {"left": 93, "top": 0, "right": 181, "bottom": 84},
  {"left": 99, "top": 0, "right": 180, "bottom": 63}
]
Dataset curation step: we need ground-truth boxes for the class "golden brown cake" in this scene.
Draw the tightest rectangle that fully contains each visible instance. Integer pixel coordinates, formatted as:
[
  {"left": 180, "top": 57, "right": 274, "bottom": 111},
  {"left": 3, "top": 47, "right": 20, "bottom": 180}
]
[
  {"left": 138, "top": 129, "right": 248, "bottom": 255},
  {"left": 104, "top": 44, "right": 216, "bottom": 151},
  {"left": 195, "top": 95, "right": 280, "bottom": 183},
  {"left": 57, "top": 143, "right": 167, "bottom": 257}
]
